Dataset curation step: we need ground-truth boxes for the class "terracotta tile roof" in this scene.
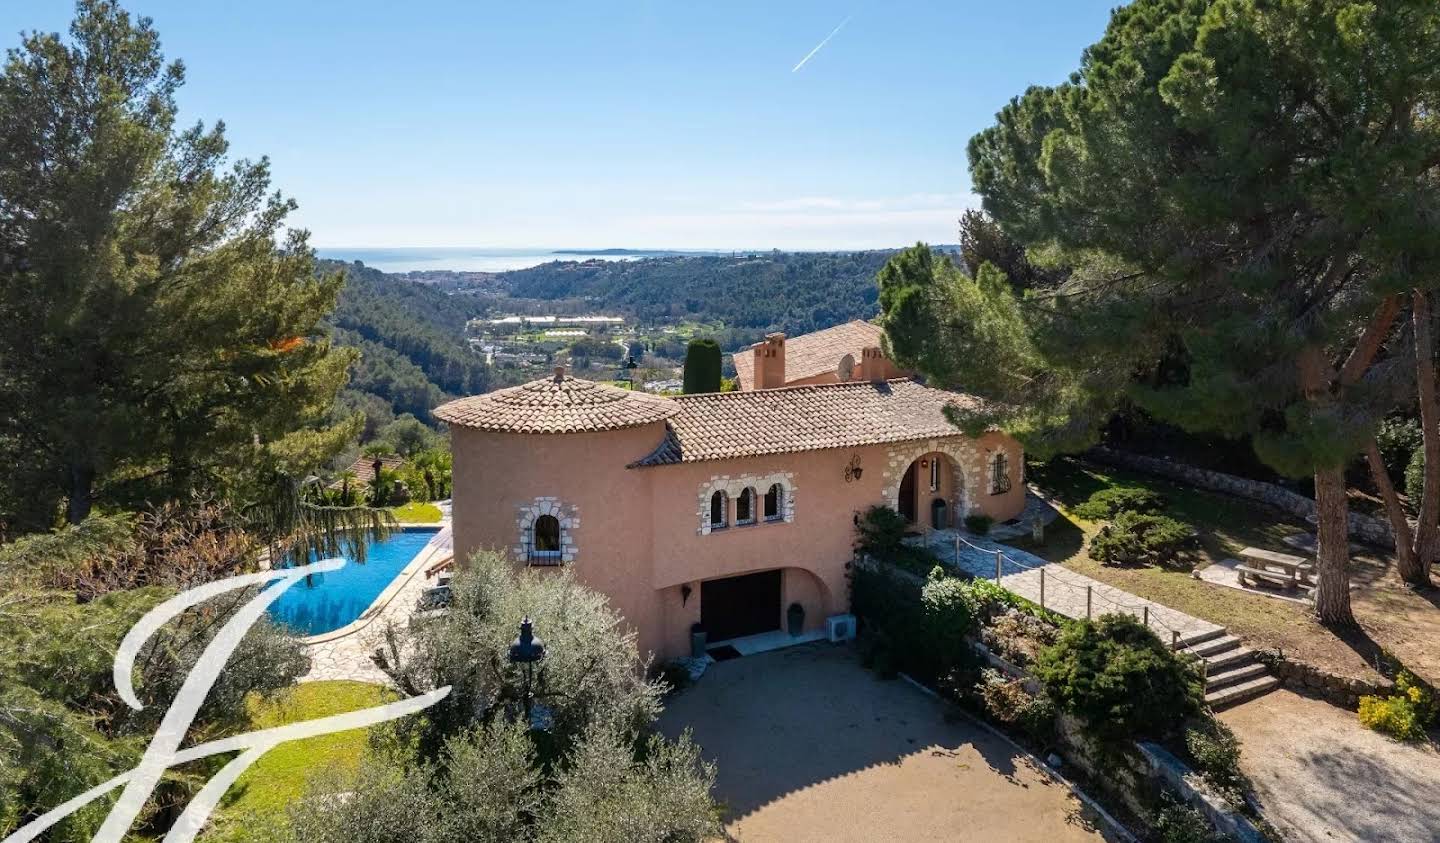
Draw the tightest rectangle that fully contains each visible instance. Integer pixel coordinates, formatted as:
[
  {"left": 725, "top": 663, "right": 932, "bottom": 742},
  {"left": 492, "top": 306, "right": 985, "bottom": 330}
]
[
  {"left": 433, "top": 370, "right": 678, "bottom": 434},
  {"left": 732, "top": 320, "right": 886, "bottom": 389},
  {"left": 632, "top": 378, "right": 990, "bottom": 466},
  {"left": 332, "top": 454, "right": 406, "bottom": 487}
]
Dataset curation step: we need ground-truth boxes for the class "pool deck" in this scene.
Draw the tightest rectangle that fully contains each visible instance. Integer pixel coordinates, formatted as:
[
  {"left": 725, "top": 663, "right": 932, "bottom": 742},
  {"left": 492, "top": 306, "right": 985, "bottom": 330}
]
[{"left": 300, "top": 515, "right": 453, "bottom": 684}]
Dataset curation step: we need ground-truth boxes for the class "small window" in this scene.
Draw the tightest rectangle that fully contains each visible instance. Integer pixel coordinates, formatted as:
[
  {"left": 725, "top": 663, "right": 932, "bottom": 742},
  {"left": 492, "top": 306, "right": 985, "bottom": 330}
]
[
  {"left": 990, "top": 452, "right": 1012, "bottom": 495},
  {"left": 531, "top": 514, "right": 562, "bottom": 563},
  {"left": 710, "top": 490, "right": 729, "bottom": 530},
  {"left": 764, "top": 483, "right": 783, "bottom": 521},
  {"left": 737, "top": 487, "right": 757, "bottom": 525},
  {"left": 929, "top": 457, "right": 940, "bottom": 492}
]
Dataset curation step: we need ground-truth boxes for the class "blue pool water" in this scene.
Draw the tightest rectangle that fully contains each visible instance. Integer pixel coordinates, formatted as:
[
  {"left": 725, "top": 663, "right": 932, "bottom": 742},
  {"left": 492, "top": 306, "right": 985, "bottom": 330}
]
[{"left": 266, "top": 528, "right": 440, "bottom": 636}]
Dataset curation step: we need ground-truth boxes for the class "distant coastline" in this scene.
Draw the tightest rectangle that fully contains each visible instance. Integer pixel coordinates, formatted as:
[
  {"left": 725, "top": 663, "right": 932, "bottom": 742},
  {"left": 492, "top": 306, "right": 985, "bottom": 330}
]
[
  {"left": 316, "top": 246, "right": 722, "bottom": 273},
  {"left": 315, "top": 245, "right": 941, "bottom": 274}
]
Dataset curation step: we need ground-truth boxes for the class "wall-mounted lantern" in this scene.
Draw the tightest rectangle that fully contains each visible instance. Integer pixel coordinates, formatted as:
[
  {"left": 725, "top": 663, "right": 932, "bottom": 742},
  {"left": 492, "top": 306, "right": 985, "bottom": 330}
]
[{"left": 843, "top": 454, "right": 863, "bottom": 483}]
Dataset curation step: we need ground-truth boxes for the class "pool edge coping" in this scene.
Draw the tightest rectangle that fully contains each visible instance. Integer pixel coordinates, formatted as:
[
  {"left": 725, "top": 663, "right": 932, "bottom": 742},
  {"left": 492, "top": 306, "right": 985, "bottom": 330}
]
[{"left": 297, "top": 523, "right": 452, "bottom": 646}]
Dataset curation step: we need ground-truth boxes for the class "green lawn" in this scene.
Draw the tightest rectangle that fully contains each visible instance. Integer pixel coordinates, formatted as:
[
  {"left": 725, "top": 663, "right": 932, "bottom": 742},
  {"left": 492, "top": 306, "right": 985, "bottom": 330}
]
[
  {"left": 212, "top": 681, "right": 394, "bottom": 826},
  {"left": 392, "top": 501, "right": 443, "bottom": 523},
  {"left": 1014, "top": 456, "right": 1397, "bottom": 681}
]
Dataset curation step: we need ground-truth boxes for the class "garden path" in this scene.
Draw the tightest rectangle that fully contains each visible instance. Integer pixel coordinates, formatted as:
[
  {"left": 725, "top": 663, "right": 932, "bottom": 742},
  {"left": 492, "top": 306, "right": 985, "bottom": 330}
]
[{"left": 915, "top": 530, "right": 1224, "bottom": 645}]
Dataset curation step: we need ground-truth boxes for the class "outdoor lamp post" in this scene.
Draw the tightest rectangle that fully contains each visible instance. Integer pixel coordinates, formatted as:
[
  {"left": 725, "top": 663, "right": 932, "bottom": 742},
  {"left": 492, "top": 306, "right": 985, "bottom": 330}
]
[
  {"left": 508, "top": 616, "right": 546, "bottom": 724},
  {"left": 618, "top": 354, "right": 639, "bottom": 387}
]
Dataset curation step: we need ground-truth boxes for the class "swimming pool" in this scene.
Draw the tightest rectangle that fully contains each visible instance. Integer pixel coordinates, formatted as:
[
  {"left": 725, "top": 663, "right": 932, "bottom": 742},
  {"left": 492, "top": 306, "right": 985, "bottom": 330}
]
[{"left": 266, "top": 527, "right": 440, "bottom": 636}]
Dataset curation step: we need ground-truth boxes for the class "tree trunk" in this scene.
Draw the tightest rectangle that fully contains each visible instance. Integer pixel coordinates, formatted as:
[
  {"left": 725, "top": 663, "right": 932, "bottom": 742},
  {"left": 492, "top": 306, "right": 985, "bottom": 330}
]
[
  {"left": 1312, "top": 466, "right": 1356, "bottom": 625},
  {"left": 66, "top": 463, "right": 94, "bottom": 524},
  {"left": 1411, "top": 290, "right": 1440, "bottom": 584},
  {"left": 1364, "top": 437, "right": 1422, "bottom": 582}
]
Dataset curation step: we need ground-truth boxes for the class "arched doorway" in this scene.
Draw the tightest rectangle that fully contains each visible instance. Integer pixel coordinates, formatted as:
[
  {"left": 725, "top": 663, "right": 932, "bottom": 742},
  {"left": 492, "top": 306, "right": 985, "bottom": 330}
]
[{"left": 897, "top": 452, "right": 960, "bottom": 528}]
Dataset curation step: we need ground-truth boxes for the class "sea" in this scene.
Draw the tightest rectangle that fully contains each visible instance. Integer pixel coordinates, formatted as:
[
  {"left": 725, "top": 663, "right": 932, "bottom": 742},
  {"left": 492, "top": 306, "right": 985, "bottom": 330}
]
[{"left": 314, "top": 247, "right": 722, "bottom": 274}]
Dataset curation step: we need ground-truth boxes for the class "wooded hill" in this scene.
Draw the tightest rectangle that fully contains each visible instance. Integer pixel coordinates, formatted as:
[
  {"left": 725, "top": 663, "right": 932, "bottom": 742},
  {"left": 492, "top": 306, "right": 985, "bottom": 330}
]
[
  {"left": 325, "top": 249, "right": 916, "bottom": 424},
  {"left": 324, "top": 259, "right": 490, "bottom": 423},
  {"left": 492, "top": 250, "right": 896, "bottom": 336}
]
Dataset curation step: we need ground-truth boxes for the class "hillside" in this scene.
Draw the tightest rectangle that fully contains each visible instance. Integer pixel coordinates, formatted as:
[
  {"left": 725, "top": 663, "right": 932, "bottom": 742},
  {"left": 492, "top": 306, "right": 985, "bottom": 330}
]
[
  {"left": 322, "top": 259, "right": 491, "bottom": 426},
  {"left": 493, "top": 250, "right": 894, "bottom": 335},
  {"left": 323, "top": 250, "right": 903, "bottom": 425}
]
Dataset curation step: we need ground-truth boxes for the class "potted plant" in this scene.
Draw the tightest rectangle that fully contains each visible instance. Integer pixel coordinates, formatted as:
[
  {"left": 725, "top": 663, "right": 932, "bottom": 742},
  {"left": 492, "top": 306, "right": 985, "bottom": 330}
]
[
  {"left": 787, "top": 602, "right": 805, "bottom": 636},
  {"left": 690, "top": 622, "right": 707, "bottom": 658}
]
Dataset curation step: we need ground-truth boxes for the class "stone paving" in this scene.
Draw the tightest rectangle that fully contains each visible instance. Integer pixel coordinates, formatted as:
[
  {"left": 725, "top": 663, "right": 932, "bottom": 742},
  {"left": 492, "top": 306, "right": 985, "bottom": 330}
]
[
  {"left": 988, "top": 489, "right": 1061, "bottom": 541},
  {"left": 916, "top": 529, "right": 1222, "bottom": 643},
  {"left": 301, "top": 523, "right": 453, "bottom": 684}
]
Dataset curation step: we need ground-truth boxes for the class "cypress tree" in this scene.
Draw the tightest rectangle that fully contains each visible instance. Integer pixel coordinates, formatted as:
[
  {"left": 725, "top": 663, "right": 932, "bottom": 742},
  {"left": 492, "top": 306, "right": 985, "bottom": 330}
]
[{"left": 682, "top": 339, "right": 722, "bottom": 394}]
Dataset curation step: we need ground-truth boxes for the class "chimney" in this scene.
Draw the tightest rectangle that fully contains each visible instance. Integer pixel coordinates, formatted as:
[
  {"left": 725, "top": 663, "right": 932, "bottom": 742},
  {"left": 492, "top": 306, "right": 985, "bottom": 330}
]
[
  {"left": 858, "top": 346, "right": 888, "bottom": 381},
  {"left": 753, "top": 333, "right": 786, "bottom": 389}
]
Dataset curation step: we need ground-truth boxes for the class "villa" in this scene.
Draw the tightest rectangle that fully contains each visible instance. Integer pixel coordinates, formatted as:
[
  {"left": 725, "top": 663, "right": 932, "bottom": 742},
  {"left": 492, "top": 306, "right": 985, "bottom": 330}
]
[
  {"left": 435, "top": 329, "right": 1025, "bottom": 661},
  {"left": 731, "top": 319, "right": 907, "bottom": 390}
]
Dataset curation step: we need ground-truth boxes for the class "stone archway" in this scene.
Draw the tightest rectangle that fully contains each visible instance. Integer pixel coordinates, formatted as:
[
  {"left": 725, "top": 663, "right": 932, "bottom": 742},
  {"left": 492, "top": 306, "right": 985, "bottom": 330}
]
[{"left": 882, "top": 439, "right": 982, "bottom": 522}]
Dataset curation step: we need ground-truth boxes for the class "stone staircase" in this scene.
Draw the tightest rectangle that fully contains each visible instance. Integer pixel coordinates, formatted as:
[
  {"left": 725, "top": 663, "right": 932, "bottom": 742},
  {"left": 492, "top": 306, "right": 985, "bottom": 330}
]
[{"left": 1176, "top": 628, "right": 1279, "bottom": 709}]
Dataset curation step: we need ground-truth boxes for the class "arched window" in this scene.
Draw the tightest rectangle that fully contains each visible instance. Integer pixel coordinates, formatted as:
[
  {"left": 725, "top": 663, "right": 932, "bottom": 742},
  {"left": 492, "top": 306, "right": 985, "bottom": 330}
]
[
  {"left": 531, "top": 514, "right": 562, "bottom": 562},
  {"left": 990, "top": 452, "right": 1012, "bottom": 495},
  {"left": 710, "top": 490, "right": 729, "bottom": 530},
  {"left": 764, "top": 483, "right": 784, "bottom": 521},
  {"left": 736, "top": 487, "right": 757, "bottom": 525}
]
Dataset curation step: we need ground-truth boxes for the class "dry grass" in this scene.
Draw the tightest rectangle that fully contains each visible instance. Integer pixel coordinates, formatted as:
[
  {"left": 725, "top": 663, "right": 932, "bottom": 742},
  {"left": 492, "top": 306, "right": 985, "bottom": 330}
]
[{"left": 1016, "top": 457, "right": 1440, "bottom": 684}]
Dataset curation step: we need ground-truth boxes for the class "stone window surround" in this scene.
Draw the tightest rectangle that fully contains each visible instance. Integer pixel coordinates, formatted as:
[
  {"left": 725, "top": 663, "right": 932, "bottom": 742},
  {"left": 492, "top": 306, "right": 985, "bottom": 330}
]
[
  {"left": 698, "top": 471, "right": 796, "bottom": 535},
  {"left": 514, "top": 497, "right": 580, "bottom": 564},
  {"left": 883, "top": 439, "right": 980, "bottom": 519}
]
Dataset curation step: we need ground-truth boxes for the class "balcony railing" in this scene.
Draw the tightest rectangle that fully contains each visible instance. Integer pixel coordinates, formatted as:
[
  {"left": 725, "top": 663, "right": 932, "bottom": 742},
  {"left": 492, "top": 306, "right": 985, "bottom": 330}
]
[{"left": 527, "top": 549, "right": 564, "bottom": 566}]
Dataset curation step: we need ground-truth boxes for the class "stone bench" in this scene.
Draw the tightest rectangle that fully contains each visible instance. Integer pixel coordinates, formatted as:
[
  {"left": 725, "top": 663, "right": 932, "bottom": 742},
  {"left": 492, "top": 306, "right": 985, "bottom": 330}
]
[
  {"left": 1239, "top": 547, "right": 1314, "bottom": 585},
  {"left": 1236, "top": 564, "right": 1298, "bottom": 590}
]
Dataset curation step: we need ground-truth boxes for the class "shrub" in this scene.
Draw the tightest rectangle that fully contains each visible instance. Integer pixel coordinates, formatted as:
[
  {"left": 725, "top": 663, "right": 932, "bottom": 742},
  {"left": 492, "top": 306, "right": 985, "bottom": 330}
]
[
  {"left": 1183, "top": 718, "right": 1246, "bottom": 804},
  {"left": 1376, "top": 417, "right": 1422, "bottom": 484},
  {"left": 850, "top": 563, "right": 979, "bottom": 685},
  {"left": 976, "top": 668, "right": 1056, "bottom": 741},
  {"left": 657, "top": 661, "right": 692, "bottom": 695},
  {"left": 1406, "top": 445, "right": 1425, "bottom": 508},
  {"left": 981, "top": 608, "right": 1060, "bottom": 668},
  {"left": 1152, "top": 795, "right": 1225, "bottom": 843},
  {"left": 1359, "top": 670, "right": 1437, "bottom": 742},
  {"left": 963, "top": 513, "right": 994, "bottom": 535},
  {"left": 855, "top": 504, "right": 908, "bottom": 557},
  {"left": 1072, "top": 485, "right": 1166, "bottom": 521},
  {"left": 1088, "top": 511, "right": 1192, "bottom": 567},
  {"left": 855, "top": 504, "right": 941, "bottom": 575},
  {"left": 1034, "top": 614, "right": 1203, "bottom": 741},
  {"left": 921, "top": 569, "right": 978, "bottom": 673},
  {"left": 850, "top": 562, "right": 927, "bottom": 678}
]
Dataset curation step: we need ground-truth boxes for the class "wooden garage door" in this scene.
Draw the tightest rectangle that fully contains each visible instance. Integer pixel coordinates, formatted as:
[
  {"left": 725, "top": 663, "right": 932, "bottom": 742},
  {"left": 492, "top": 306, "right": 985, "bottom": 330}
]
[{"left": 701, "top": 570, "right": 782, "bottom": 643}]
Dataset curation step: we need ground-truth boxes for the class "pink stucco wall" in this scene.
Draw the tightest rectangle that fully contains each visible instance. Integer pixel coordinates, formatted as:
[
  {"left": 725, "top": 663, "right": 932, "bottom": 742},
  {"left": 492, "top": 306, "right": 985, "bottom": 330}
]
[{"left": 449, "top": 424, "right": 1025, "bottom": 662}]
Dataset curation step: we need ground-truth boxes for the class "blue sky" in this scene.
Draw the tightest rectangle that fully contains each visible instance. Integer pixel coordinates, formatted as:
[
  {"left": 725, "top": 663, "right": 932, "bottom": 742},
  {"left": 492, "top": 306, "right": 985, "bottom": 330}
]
[{"left": 3, "top": 2, "right": 1121, "bottom": 250}]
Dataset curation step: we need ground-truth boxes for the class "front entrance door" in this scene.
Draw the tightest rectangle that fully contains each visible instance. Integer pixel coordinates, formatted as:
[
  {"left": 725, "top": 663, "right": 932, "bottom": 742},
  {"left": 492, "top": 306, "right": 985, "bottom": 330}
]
[
  {"left": 898, "top": 463, "right": 917, "bottom": 522},
  {"left": 701, "top": 570, "right": 782, "bottom": 642}
]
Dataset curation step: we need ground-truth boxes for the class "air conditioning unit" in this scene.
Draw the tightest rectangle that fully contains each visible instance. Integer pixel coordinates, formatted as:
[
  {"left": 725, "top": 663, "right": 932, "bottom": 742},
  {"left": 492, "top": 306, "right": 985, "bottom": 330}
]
[{"left": 826, "top": 613, "right": 856, "bottom": 643}]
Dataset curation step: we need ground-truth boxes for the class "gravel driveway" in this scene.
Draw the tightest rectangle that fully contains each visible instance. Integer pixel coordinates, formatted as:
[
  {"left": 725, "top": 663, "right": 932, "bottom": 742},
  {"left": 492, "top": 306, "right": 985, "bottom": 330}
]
[
  {"left": 1219, "top": 689, "right": 1440, "bottom": 842},
  {"left": 658, "top": 643, "right": 1117, "bottom": 842}
]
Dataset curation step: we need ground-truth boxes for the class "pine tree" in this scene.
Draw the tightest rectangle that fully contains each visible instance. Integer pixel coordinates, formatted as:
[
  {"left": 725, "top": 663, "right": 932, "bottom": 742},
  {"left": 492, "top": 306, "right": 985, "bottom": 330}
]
[
  {"left": 0, "top": 1, "right": 358, "bottom": 528},
  {"left": 889, "top": 0, "right": 1440, "bottom": 624}
]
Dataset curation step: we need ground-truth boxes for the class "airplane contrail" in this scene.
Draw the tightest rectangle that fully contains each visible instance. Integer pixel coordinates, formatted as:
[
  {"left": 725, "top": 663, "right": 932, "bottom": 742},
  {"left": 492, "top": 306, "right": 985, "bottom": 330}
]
[{"left": 792, "top": 14, "right": 853, "bottom": 73}]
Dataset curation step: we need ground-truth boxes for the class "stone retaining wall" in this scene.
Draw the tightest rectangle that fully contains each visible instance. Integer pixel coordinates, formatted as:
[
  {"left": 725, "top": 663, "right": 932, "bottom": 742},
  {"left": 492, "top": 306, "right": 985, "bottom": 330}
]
[
  {"left": 1087, "top": 447, "right": 1397, "bottom": 548},
  {"left": 1252, "top": 648, "right": 1395, "bottom": 710}
]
